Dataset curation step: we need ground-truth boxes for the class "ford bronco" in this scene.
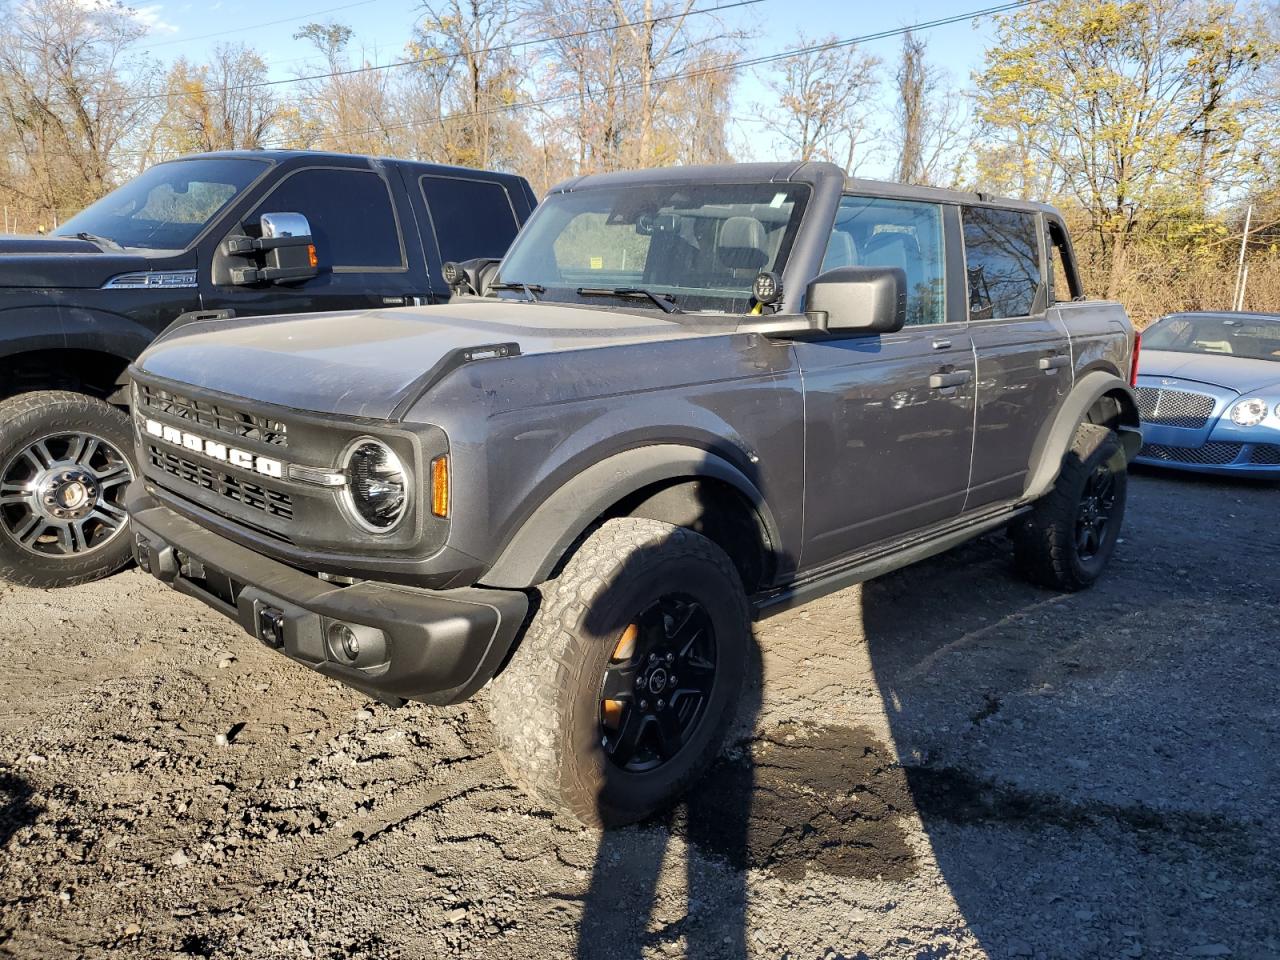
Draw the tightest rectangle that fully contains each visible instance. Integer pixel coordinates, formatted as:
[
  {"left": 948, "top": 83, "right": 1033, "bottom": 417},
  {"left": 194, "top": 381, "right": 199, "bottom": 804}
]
[
  {"left": 125, "top": 161, "right": 1141, "bottom": 825},
  {"left": 0, "top": 150, "right": 535, "bottom": 587}
]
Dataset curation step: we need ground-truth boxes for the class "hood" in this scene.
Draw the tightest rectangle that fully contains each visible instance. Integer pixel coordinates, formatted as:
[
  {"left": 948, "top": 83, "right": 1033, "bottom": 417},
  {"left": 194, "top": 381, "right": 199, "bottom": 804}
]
[
  {"left": 0, "top": 235, "right": 150, "bottom": 289},
  {"left": 136, "top": 300, "right": 726, "bottom": 420},
  {"left": 1138, "top": 349, "right": 1280, "bottom": 395}
]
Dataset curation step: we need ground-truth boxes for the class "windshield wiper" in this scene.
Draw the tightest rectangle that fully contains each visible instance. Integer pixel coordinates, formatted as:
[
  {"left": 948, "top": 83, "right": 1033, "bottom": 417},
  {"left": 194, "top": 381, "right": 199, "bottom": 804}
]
[
  {"left": 576, "top": 287, "right": 682, "bottom": 314},
  {"left": 487, "top": 280, "right": 544, "bottom": 302},
  {"left": 73, "top": 231, "right": 125, "bottom": 252}
]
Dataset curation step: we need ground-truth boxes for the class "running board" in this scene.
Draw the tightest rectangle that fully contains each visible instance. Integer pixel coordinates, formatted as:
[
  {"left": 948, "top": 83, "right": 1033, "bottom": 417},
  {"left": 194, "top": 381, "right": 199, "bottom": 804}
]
[{"left": 751, "top": 503, "right": 1029, "bottom": 620}]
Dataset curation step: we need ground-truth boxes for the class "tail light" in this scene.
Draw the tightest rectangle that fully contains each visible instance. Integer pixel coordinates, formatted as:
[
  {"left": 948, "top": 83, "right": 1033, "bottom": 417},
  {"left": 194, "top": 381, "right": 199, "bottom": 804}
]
[{"left": 1129, "top": 330, "right": 1141, "bottom": 387}]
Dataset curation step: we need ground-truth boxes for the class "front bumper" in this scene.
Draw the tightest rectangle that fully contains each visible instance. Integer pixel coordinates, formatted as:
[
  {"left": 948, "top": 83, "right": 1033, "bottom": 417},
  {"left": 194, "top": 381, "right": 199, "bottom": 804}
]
[
  {"left": 1135, "top": 424, "right": 1280, "bottom": 479},
  {"left": 126, "top": 481, "right": 529, "bottom": 706}
]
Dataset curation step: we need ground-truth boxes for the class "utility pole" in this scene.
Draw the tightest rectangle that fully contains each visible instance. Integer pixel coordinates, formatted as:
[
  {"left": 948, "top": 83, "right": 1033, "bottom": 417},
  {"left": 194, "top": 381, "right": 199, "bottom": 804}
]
[{"left": 1232, "top": 204, "right": 1253, "bottom": 312}]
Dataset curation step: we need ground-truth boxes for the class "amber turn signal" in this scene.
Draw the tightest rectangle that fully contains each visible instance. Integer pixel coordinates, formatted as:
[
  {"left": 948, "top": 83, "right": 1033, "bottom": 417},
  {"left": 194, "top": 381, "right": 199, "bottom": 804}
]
[
  {"left": 307, "top": 244, "right": 318, "bottom": 269},
  {"left": 430, "top": 455, "right": 449, "bottom": 517}
]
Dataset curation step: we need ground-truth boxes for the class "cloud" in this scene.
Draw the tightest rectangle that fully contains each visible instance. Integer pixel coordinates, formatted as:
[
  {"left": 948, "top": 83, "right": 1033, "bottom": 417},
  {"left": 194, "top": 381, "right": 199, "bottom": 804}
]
[{"left": 66, "top": 0, "right": 181, "bottom": 35}]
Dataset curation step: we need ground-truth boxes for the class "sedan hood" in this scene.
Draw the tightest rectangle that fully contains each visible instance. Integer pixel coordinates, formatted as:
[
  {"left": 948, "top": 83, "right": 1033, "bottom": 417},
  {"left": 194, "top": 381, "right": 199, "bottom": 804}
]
[
  {"left": 0, "top": 235, "right": 149, "bottom": 289},
  {"left": 136, "top": 300, "right": 724, "bottom": 420},
  {"left": 1138, "top": 349, "right": 1280, "bottom": 394}
]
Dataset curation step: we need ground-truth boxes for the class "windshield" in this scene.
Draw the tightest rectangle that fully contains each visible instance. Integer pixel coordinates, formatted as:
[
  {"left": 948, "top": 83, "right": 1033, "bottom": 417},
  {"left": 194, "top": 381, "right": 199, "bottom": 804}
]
[
  {"left": 498, "top": 181, "right": 812, "bottom": 313},
  {"left": 1143, "top": 314, "right": 1280, "bottom": 362},
  {"left": 57, "top": 157, "right": 269, "bottom": 252}
]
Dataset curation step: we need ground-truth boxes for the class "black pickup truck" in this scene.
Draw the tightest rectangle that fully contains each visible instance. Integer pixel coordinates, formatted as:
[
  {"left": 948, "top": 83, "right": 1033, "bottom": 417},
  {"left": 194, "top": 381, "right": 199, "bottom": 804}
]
[{"left": 0, "top": 150, "right": 536, "bottom": 587}]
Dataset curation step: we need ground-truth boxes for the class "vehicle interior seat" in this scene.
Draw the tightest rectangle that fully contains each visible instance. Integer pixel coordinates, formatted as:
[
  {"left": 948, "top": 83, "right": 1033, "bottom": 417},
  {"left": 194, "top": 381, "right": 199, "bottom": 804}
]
[
  {"left": 821, "top": 230, "right": 858, "bottom": 272},
  {"left": 716, "top": 216, "right": 770, "bottom": 284},
  {"left": 862, "top": 231, "right": 923, "bottom": 310}
]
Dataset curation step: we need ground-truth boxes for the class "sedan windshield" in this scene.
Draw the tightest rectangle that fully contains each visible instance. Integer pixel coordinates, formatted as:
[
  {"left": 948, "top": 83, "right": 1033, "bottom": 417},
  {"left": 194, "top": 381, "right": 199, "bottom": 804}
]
[
  {"left": 57, "top": 157, "right": 269, "bottom": 252},
  {"left": 498, "top": 182, "right": 812, "bottom": 314},
  {"left": 1143, "top": 314, "right": 1280, "bottom": 363}
]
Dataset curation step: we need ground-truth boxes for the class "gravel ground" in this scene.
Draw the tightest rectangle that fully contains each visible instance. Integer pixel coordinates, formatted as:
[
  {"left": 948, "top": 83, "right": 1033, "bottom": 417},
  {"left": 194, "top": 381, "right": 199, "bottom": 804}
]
[{"left": 0, "top": 469, "right": 1277, "bottom": 960}]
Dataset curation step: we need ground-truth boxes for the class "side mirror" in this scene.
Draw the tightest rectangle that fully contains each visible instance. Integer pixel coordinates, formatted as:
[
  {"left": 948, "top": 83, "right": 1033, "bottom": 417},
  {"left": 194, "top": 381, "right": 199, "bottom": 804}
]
[
  {"left": 442, "top": 257, "right": 502, "bottom": 297},
  {"left": 805, "top": 266, "right": 906, "bottom": 334},
  {"left": 223, "top": 212, "right": 318, "bottom": 285}
]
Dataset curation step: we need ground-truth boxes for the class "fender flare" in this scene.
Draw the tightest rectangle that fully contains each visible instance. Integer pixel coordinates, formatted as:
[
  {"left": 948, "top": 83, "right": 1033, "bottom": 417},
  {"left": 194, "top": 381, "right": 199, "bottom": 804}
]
[
  {"left": 0, "top": 305, "right": 152, "bottom": 364},
  {"left": 1022, "top": 370, "right": 1142, "bottom": 501},
  {"left": 479, "top": 444, "right": 781, "bottom": 589}
]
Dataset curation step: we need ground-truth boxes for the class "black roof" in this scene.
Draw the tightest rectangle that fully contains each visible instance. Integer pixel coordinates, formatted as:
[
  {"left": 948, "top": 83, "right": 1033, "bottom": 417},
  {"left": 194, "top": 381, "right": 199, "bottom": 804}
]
[
  {"left": 552, "top": 160, "right": 1058, "bottom": 215},
  {"left": 158, "top": 149, "right": 530, "bottom": 185}
]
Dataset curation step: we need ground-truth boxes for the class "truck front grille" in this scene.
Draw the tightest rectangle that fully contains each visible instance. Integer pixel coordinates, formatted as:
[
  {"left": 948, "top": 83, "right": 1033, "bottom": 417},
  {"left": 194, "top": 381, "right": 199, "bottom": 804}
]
[
  {"left": 139, "top": 383, "right": 288, "bottom": 448},
  {"left": 1140, "top": 441, "right": 1243, "bottom": 466},
  {"left": 1135, "top": 386, "right": 1216, "bottom": 429},
  {"left": 147, "top": 444, "right": 294, "bottom": 521}
]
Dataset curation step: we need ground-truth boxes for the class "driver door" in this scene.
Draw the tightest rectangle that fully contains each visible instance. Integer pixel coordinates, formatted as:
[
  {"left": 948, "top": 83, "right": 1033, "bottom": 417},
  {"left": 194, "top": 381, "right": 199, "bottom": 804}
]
[{"left": 794, "top": 196, "right": 975, "bottom": 570}]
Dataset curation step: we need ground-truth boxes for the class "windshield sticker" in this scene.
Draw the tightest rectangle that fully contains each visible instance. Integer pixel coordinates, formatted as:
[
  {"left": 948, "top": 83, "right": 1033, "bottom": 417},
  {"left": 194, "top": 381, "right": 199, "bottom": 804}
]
[
  {"left": 771, "top": 192, "right": 788, "bottom": 208},
  {"left": 590, "top": 256, "right": 603, "bottom": 269}
]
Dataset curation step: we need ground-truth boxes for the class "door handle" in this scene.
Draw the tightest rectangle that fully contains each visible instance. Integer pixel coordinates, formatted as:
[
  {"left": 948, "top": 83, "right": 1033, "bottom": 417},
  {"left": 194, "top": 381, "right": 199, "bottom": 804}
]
[
  {"left": 931, "top": 339, "right": 953, "bottom": 350},
  {"left": 1038, "top": 355, "right": 1069, "bottom": 371},
  {"left": 929, "top": 370, "right": 973, "bottom": 389}
]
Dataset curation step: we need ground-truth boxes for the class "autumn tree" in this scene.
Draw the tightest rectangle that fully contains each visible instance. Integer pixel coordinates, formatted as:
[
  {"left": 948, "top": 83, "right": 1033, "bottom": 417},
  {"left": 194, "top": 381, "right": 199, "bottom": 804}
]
[
  {"left": 759, "top": 35, "right": 879, "bottom": 172},
  {"left": 975, "top": 0, "right": 1267, "bottom": 295},
  {"left": 157, "top": 44, "right": 278, "bottom": 154}
]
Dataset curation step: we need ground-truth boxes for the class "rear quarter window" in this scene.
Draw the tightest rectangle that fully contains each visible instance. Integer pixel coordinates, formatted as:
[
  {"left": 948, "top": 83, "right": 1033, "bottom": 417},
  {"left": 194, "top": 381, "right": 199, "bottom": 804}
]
[{"left": 420, "top": 175, "right": 521, "bottom": 265}]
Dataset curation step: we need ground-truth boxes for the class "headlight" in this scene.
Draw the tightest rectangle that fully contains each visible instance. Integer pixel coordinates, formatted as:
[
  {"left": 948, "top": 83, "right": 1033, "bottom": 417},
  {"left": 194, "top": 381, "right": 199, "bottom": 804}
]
[
  {"left": 341, "top": 438, "right": 408, "bottom": 533},
  {"left": 1230, "top": 397, "right": 1269, "bottom": 427}
]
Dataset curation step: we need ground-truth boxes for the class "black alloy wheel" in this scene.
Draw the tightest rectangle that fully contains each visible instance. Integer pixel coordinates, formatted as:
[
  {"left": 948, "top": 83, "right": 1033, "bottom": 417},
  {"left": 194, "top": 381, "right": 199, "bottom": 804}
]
[
  {"left": 598, "top": 594, "right": 718, "bottom": 772},
  {"left": 1074, "top": 460, "right": 1118, "bottom": 562}
]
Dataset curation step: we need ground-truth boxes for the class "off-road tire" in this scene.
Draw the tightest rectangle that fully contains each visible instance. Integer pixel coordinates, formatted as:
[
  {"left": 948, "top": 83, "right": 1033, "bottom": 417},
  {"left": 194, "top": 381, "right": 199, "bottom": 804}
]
[
  {"left": 488, "top": 517, "right": 750, "bottom": 827},
  {"left": 0, "top": 391, "right": 137, "bottom": 588},
  {"left": 1013, "top": 422, "right": 1127, "bottom": 592}
]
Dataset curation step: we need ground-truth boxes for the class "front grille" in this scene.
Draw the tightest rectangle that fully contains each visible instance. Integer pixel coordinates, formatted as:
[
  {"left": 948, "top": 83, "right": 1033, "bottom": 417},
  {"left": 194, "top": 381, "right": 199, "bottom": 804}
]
[
  {"left": 1140, "top": 442, "right": 1243, "bottom": 466},
  {"left": 139, "top": 383, "right": 287, "bottom": 447},
  {"left": 1135, "top": 386, "right": 1216, "bottom": 429},
  {"left": 148, "top": 444, "right": 293, "bottom": 520},
  {"left": 1249, "top": 444, "right": 1280, "bottom": 465}
]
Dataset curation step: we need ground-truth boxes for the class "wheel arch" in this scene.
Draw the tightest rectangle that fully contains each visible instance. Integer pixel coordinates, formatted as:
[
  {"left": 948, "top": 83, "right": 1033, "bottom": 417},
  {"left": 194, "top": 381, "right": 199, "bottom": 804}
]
[
  {"left": 1023, "top": 370, "right": 1142, "bottom": 502},
  {"left": 479, "top": 444, "right": 783, "bottom": 592},
  {"left": 0, "top": 347, "right": 135, "bottom": 404}
]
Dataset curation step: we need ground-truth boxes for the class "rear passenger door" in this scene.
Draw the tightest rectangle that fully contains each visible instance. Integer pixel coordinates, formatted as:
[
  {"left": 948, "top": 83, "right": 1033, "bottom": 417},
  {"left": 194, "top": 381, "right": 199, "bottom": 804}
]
[
  {"left": 963, "top": 206, "right": 1072, "bottom": 506},
  {"left": 417, "top": 173, "right": 525, "bottom": 274},
  {"left": 794, "top": 195, "right": 976, "bottom": 569},
  {"left": 202, "top": 165, "right": 420, "bottom": 318}
]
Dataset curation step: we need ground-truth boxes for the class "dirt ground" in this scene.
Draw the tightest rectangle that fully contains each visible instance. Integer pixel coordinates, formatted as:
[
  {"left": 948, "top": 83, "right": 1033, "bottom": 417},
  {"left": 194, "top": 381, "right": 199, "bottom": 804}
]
[{"left": 1, "top": 468, "right": 1277, "bottom": 960}]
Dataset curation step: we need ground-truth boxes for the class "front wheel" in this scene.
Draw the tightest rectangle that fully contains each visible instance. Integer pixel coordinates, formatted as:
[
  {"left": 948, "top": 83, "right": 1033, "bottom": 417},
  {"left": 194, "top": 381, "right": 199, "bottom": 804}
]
[
  {"left": 488, "top": 518, "right": 750, "bottom": 827},
  {"left": 0, "top": 391, "right": 137, "bottom": 588},
  {"left": 1013, "top": 422, "right": 1128, "bottom": 592}
]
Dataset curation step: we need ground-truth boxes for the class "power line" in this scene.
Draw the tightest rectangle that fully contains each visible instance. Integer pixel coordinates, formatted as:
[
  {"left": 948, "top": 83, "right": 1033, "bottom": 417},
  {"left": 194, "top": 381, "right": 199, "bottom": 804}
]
[
  {"left": 273, "top": 0, "right": 1044, "bottom": 148},
  {"left": 83, "top": 0, "right": 763, "bottom": 107}
]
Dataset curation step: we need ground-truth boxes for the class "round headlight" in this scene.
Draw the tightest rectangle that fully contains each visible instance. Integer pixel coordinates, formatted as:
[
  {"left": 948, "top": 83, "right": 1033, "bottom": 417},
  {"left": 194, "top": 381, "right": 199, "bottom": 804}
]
[
  {"left": 342, "top": 438, "right": 407, "bottom": 532},
  {"left": 1230, "top": 397, "right": 1269, "bottom": 427}
]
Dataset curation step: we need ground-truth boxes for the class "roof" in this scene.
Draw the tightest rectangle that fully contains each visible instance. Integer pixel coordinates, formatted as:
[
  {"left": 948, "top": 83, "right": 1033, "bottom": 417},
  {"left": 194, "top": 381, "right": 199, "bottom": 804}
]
[
  {"left": 156, "top": 149, "right": 530, "bottom": 184},
  {"left": 550, "top": 160, "right": 1058, "bottom": 214},
  {"left": 1162, "top": 310, "right": 1280, "bottom": 322}
]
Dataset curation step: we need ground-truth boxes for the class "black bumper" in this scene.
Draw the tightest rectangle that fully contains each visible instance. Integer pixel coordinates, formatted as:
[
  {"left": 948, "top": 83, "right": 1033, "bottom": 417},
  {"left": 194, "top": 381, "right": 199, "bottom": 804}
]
[{"left": 126, "top": 482, "right": 529, "bottom": 706}]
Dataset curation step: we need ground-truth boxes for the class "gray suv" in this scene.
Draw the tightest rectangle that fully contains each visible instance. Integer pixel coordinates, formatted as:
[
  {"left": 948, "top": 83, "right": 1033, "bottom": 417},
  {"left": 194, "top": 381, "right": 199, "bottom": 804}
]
[{"left": 125, "top": 162, "right": 1142, "bottom": 826}]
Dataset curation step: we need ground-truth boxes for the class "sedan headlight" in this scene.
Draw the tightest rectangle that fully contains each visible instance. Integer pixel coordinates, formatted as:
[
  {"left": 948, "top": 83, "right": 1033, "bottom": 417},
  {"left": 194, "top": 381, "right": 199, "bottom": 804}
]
[
  {"left": 341, "top": 438, "right": 408, "bottom": 533},
  {"left": 1230, "top": 397, "right": 1269, "bottom": 427}
]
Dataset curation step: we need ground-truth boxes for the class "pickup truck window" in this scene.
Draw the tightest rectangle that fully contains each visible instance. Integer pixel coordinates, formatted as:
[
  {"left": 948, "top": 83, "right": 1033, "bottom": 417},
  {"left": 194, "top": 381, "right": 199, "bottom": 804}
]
[
  {"left": 56, "top": 157, "right": 268, "bottom": 252},
  {"left": 420, "top": 175, "right": 520, "bottom": 265},
  {"left": 822, "top": 195, "right": 946, "bottom": 326},
  {"left": 499, "top": 182, "right": 810, "bottom": 314},
  {"left": 962, "top": 206, "right": 1042, "bottom": 321},
  {"left": 250, "top": 168, "right": 404, "bottom": 270}
]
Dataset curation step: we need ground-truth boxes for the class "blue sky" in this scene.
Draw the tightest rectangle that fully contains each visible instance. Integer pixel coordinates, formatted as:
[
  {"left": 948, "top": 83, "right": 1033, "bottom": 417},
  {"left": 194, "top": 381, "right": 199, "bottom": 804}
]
[{"left": 131, "top": 0, "right": 1001, "bottom": 177}]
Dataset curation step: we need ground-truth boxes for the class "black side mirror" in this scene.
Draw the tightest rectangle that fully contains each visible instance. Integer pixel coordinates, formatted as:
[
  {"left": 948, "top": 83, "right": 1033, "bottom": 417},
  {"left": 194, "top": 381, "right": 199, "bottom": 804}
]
[
  {"left": 223, "top": 212, "right": 318, "bottom": 285},
  {"left": 805, "top": 266, "right": 906, "bottom": 334}
]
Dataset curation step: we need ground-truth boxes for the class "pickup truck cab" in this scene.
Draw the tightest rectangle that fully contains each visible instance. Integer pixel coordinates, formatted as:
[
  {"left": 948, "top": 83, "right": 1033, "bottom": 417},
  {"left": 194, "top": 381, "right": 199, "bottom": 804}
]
[
  {"left": 126, "top": 161, "right": 1141, "bottom": 826},
  {"left": 0, "top": 150, "right": 536, "bottom": 586}
]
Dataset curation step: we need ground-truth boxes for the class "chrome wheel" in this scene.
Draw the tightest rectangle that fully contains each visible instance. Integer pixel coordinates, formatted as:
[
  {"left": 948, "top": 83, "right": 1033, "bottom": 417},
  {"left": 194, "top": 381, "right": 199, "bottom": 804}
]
[{"left": 0, "top": 432, "right": 133, "bottom": 557}]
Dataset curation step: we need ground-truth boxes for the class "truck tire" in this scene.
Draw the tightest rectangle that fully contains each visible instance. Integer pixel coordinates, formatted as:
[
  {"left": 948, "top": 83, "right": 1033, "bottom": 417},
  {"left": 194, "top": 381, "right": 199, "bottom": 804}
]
[
  {"left": 1013, "top": 422, "right": 1128, "bottom": 592},
  {"left": 488, "top": 517, "right": 750, "bottom": 827},
  {"left": 0, "top": 391, "right": 137, "bottom": 588}
]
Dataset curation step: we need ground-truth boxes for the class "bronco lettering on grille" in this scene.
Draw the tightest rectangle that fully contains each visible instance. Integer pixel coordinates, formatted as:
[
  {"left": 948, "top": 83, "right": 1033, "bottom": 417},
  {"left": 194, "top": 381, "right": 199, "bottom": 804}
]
[{"left": 145, "top": 419, "right": 284, "bottom": 479}]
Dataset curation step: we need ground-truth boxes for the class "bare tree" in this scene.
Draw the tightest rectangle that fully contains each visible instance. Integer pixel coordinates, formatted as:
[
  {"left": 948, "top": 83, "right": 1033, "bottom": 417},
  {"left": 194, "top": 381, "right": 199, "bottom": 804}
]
[
  {"left": 0, "top": 0, "right": 159, "bottom": 224},
  {"left": 759, "top": 36, "right": 880, "bottom": 173},
  {"left": 157, "top": 44, "right": 278, "bottom": 154},
  {"left": 891, "top": 31, "right": 969, "bottom": 187}
]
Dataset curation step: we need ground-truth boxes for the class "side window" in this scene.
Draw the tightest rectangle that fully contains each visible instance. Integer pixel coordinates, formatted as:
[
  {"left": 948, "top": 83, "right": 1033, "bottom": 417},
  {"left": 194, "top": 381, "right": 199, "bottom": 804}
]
[
  {"left": 962, "top": 206, "right": 1042, "bottom": 320},
  {"left": 822, "top": 195, "right": 947, "bottom": 326},
  {"left": 420, "top": 176, "right": 520, "bottom": 264},
  {"left": 251, "top": 169, "right": 403, "bottom": 270}
]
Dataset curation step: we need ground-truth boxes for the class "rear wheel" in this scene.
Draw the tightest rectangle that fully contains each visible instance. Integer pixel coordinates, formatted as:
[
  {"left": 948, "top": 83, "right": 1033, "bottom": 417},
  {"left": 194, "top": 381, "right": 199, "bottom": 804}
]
[
  {"left": 1013, "top": 422, "right": 1127, "bottom": 592},
  {"left": 0, "top": 391, "right": 136, "bottom": 588},
  {"left": 488, "top": 517, "right": 750, "bottom": 827}
]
